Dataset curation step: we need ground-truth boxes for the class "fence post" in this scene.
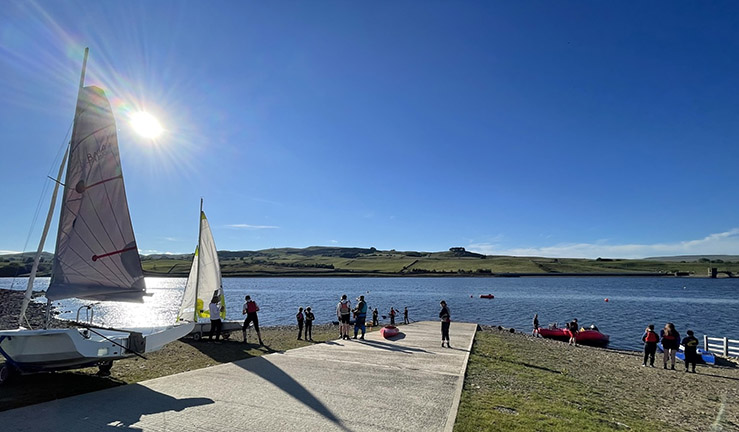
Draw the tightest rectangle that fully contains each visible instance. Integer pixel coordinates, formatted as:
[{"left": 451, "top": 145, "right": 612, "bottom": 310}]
[
  {"left": 704, "top": 335, "right": 708, "bottom": 352},
  {"left": 724, "top": 337, "right": 729, "bottom": 357}
]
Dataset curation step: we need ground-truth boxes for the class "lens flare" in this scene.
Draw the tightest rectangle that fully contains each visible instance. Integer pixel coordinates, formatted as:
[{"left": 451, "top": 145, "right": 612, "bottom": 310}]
[{"left": 130, "top": 111, "right": 163, "bottom": 138}]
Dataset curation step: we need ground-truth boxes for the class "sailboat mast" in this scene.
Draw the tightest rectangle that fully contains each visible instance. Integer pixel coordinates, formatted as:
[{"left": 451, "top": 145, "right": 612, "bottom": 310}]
[
  {"left": 18, "top": 149, "right": 68, "bottom": 327},
  {"left": 41, "top": 47, "right": 90, "bottom": 328},
  {"left": 194, "top": 198, "right": 204, "bottom": 321}
]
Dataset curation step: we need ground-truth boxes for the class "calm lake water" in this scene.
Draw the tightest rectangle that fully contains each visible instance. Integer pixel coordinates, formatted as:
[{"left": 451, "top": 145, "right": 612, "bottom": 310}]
[{"left": 2, "top": 276, "right": 738, "bottom": 351}]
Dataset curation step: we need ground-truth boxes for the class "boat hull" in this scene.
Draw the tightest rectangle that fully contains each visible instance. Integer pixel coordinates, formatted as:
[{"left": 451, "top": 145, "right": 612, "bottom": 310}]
[
  {"left": 380, "top": 325, "right": 400, "bottom": 339},
  {"left": 0, "top": 323, "right": 193, "bottom": 373},
  {"left": 537, "top": 328, "right": 610, "bottom": 347},
  {"left": 657, "top": 343, "right": 715, "bottom": 365}
]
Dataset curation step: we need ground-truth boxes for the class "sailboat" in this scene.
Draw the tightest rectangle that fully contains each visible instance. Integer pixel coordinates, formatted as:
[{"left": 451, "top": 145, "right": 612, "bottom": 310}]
[
  {"left": 176, "top": 200, "right": 243, "bottom": 340},
  {"left": 0, "top": 48, "right": 193, "bottom": 384},
  {"left": 176, "top": 199, "right": 227, "bottom": 338}
]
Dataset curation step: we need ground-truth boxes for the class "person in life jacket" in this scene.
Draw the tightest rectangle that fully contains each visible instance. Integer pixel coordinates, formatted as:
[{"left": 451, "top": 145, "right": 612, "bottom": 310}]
[
  {"left": 304, "top": 307, "right": 315, "bottom": 342},
  {"left": 372, "top": 308, "right": 379, "bottom": 327},
  {"left": 336, "top": 294, "right": 351, "bottom": 340},
  {"left": 389, "top": 307, "right": 397, "bottom": 326},
  {"left": 353, "top": 295, "right": 368, "bottom": 340},
  {"left": 567, "top": 319, "right": 579, "bottom": 346},
  {"left": 296, "top": 307, "right": 304, "bottom": 340},
  {"left": 641, "top": 324, "right": 659, "bottom": 367},
  {"left": 681, "top": 329, "right": 699, "bottom": 373},
  {"left": 242, "top": 295, "right": 263, "bottom": 345},
  {"left": 660, "top": 322, "right": 681, "bottom": 370}
]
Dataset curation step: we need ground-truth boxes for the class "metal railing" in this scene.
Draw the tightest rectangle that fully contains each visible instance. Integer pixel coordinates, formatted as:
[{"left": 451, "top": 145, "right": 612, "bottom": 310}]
[{"left": 704, "top": 335, "right": 739, "bottom": 358}]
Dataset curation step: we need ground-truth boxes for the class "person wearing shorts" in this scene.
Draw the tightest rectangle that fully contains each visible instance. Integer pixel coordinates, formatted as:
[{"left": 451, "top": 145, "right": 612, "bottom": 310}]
[
  {"left": 242, "top": 295, "right": 263, "bottom": 345},
  {"left": 336, "top": 294, "right": 351, "bottom": 340}
]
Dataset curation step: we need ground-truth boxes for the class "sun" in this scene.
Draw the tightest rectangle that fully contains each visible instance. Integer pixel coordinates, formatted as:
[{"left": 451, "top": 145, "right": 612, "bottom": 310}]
[{"left": 130, "top": 111, "right": 163, "bottom": 139}]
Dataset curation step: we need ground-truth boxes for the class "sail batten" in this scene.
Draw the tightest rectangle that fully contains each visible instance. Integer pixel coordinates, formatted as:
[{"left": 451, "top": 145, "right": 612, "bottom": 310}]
[{"left": 46, "top": 85, "right": 146, "bottom": 302}]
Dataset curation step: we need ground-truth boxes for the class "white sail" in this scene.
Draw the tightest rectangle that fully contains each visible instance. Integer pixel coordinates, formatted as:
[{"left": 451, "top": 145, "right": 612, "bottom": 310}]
[
  {"left": 46, "top": 86, "right": 146, "bottom": 302},
  {"left": 177, "top": 209, "right": 224, "bottom": 322}
]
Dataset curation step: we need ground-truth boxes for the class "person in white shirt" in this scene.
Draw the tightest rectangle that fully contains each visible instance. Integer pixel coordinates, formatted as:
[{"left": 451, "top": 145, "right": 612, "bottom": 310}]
[{"left": 208, "top": 293, "right": 223, "bottom": 341}]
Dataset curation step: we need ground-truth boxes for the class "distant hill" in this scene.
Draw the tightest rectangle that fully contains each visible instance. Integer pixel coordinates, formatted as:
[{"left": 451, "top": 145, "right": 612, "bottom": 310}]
[
  {"left": 644, "top": 255, "right": 739, "bottom": 263},
  {"left": 3, "top": 248, "right": 739, "bottom": 278}
]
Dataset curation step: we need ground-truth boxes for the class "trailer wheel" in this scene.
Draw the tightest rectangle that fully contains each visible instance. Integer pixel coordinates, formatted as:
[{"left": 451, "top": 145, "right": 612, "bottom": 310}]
[
  {"left": 222, "top": 332, "right": 231, "bottom": 340},
  {"left": 97, "top": 360, "right": 113, "bottom": 376},
  {"left": 192, "top": 332, "right": 202, "bottom": 341},
  {"left": 0, "top": 363, "right": 18, "bottom": 385}
]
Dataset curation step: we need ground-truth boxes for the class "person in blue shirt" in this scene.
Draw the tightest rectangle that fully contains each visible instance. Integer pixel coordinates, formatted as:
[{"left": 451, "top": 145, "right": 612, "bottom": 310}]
[{"left": 353, "top": 295, "right": 368, "bottom": 340}]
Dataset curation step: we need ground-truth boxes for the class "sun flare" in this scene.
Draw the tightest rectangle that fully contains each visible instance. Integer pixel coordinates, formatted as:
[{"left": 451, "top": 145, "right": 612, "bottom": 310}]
[{"left": 130, "top": 111, "right": 163, "bottom": 139}]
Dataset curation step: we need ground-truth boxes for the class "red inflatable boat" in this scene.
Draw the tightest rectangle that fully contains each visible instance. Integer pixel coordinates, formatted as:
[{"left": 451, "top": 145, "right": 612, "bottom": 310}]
[
  {"left": 537, "top": 328, "right": 610, "bottom": 347},
  {"left": 380, "top": 325, "right": 400, "bottom": 339}
]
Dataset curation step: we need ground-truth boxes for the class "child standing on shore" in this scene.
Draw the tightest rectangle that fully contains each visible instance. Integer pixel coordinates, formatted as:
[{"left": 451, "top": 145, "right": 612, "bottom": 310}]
[
  {"left": 682, "top": 330, "right": 699, "bottom": 373},
  {"left": 642, "top": 324, "right": 659, "bottom": 367}
]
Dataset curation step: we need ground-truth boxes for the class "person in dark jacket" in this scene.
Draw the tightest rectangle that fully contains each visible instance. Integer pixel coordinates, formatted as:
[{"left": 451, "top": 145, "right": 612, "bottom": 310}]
[
  {"left": 439, "top": 300, "right": 451, "bottom": 348},
  {"left": 372, "top": 308, "right": 379, "bottom": 327},
  {"left": 682, "top": 330, "right": 699, "bottom": 373},
  {"left": 660, "top": 322, "right": 680, "bottom": 370},
  {"left": 353, "top": 295, "right": 367, "bottom": 340},
  {"left": 642, "top": 324, "right": 659, "bottom": 367},
  {"left": 304, "top": 307, "right": 315, "bottom": 341},
  {"left": 532, "top": 313, "right": 539, "bottom": 337},
  {"left": 296, "top": 307, "right": 304, "bottom": 340}
]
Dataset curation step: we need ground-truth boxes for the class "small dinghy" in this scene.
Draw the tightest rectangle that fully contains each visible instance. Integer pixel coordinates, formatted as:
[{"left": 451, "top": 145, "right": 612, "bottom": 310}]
[
  {"left": 380, "top": 325, "right": 400, "bottom": 339},
  {"left": 479, "top": 294, "right": 494, "bottom": 299},
  {"left": 537, "top": 328, "right": 610, "bottom": 347}
]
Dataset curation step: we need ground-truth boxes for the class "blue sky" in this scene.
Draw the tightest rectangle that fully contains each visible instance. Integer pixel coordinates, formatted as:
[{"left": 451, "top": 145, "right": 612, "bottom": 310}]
[{"left": 1, "top": 1, "right": 738, "bottom": 259}]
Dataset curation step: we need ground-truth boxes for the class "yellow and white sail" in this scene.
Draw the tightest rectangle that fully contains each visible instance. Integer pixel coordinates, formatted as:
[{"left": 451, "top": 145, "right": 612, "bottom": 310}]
[{"left": 177, "top": 203, "right": 225, "bottom": 322}]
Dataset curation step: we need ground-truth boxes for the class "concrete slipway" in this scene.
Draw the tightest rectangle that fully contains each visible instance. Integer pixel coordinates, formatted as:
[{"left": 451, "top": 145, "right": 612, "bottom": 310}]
[{"left": 0, "top": 321, "right": 477, "bottom": 432}]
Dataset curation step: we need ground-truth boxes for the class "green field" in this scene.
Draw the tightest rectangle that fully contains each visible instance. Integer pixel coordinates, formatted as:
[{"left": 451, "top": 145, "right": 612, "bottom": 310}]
[{"left": 2, "top": 248, "right": 739, "bottom": 278}]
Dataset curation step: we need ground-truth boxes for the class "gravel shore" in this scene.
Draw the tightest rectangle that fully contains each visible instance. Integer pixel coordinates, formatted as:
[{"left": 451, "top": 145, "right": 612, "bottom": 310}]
[{"left": 0, "top": 289, "right": 66, "bottom": 330}]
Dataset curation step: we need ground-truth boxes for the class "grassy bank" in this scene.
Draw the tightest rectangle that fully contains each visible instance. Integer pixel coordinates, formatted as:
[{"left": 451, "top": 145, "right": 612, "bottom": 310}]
[
  {"left": 0, "top": 324, "right": 346, "bottom": 412},
  {"left": 455, "top": 327, "right": 739, "bottom": 432}
]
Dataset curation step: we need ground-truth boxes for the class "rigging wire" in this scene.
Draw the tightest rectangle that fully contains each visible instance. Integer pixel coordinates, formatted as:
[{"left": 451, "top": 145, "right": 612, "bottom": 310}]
[{"left": 10, "top": 120, "right": 74, "bottom": 291}]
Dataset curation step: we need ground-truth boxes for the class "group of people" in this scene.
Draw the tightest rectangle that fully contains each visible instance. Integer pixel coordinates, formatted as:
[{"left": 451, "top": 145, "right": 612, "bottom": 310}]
[
  {"left": 295, "top": 306, "right": 315, "bottom": 341},
  {"left": 206, "top": 292, "right": 452, "bottom": 348},
  {"left": 205, "top": 293, "right": 264, "bottom": 345},
  {"left": 335, "top": 294, "right": 367, "bottom": 340},
  {"left": 642, "top": 322, "right": 700, "bottom": 373}
]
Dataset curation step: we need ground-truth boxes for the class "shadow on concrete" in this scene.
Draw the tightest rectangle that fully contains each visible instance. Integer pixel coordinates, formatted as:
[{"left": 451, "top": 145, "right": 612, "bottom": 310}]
[
  {"left": 235, "top": 357, "right": 352, "bottom": 432},
  {"left": 359, "top": 338, "right": 430, "bottom": 354},
  {"left": 97, "top": 385, "right": 213, "bottom": 431},
  {"left": 0, "top": 384, "right": 214, "bottom": 431}
]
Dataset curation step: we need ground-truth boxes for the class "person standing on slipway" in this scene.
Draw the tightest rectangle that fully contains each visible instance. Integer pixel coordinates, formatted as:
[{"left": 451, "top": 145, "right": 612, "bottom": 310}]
[
  {"left": 242, "top": 295, "right": 263, "bottom": 345},
  {"left": 336, "top": 295, "right": 351, "bottom": 340}
]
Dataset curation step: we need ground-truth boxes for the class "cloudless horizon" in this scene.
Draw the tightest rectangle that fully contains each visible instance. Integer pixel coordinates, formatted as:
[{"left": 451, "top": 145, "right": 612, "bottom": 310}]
[{"left": 1, "top": 2, "right": 738, "bottom": 259}]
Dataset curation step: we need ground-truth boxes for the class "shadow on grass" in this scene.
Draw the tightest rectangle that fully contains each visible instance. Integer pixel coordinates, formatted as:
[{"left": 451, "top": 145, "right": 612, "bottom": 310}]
[{"left": 182, "top": 338, "right": 274, "bottom": 363}]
